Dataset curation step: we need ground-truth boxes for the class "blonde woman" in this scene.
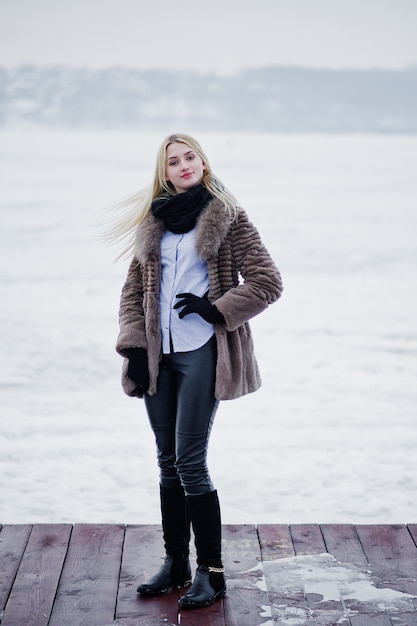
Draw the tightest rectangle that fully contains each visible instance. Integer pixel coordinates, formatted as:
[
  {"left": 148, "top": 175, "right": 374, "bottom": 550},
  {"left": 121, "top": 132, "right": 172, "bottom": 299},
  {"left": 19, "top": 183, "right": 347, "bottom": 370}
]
[{"left": 113, "top": 134, "right": 283, "bottom": 609}]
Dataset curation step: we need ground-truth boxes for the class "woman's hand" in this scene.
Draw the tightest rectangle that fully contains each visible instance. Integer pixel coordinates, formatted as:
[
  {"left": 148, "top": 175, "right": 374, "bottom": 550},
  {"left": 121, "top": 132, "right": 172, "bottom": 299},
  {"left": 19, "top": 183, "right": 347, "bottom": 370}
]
[{"left": 174, "top": 292, "right": 225, "bottom": 324}]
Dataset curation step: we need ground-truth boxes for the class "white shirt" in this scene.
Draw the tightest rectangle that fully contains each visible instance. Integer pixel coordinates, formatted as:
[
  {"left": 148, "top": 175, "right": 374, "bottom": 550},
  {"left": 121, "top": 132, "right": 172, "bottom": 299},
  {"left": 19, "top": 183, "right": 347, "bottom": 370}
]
[{"left": 159, "top": 228, "right": 214, "bottom": 354}]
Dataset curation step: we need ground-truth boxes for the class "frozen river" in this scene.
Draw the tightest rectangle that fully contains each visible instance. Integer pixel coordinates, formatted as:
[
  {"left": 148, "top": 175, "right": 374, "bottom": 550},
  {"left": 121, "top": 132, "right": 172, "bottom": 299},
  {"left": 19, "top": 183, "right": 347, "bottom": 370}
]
[{"left": 0, "top": 130, "right": 416, "bottom": 524}]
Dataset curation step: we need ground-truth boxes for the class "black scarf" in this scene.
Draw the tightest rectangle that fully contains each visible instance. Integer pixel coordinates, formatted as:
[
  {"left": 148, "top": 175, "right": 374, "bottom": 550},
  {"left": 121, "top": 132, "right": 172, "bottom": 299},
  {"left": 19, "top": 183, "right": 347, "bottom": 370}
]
[{"left": 151, "top": 184, "right": 213, "bottom": 234}]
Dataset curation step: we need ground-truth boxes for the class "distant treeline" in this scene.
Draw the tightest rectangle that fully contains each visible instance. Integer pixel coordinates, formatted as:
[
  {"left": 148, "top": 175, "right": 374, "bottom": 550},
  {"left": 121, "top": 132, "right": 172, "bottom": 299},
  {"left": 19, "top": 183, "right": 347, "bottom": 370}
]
[{"left": 1, "top": 65, "right": 416, "bottom": 132}]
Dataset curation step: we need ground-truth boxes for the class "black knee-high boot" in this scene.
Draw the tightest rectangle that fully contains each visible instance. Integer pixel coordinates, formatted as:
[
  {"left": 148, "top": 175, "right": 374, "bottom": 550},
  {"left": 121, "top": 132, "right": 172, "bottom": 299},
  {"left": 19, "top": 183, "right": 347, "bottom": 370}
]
[
  {"left": 137, "top": 485, "right": 192, "bottom": 596},
  {"left": 179, "top": 490, "right": 226, "bottom": 609}
]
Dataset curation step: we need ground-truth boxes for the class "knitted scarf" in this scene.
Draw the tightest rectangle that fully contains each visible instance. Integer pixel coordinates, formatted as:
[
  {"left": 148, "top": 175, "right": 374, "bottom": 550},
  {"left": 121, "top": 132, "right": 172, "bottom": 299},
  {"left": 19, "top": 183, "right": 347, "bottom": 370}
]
[{"left": 151, "top": 184, "right": 213, "bottom": 234}]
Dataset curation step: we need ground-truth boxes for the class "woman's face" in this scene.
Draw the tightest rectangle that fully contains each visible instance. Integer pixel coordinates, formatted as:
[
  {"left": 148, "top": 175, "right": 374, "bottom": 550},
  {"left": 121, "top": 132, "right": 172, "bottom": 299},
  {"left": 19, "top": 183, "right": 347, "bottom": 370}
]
[{"left": 165, "top": 142, "right": 206, "bottom": 193}]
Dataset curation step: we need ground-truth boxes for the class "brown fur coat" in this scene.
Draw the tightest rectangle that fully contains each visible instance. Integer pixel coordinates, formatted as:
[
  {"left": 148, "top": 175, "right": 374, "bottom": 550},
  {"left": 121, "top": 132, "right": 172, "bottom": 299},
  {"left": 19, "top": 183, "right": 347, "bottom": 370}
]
[{"left": 116, "top": 198, "right": 283, "bottom": 400}]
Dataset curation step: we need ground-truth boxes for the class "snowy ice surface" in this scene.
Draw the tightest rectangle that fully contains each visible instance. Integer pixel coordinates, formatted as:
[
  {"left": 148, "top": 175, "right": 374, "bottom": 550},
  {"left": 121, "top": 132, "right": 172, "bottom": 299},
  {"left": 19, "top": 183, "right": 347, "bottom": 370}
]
[
  {"left": 247, "top": 553, "right": 417, "bottom": 624},
  {"left": 0, "top": 130, "right": 416, "bottom": 524},
  {"left": 251, "top": 553, "right": 417, "bottom": 603}
]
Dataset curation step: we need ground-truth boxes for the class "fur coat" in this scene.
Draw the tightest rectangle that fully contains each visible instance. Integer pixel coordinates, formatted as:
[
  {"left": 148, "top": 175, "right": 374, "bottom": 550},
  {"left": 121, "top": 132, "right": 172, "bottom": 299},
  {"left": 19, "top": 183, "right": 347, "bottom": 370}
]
[{"left": 116, "top": 197, "right": 283, "bottom": 400}]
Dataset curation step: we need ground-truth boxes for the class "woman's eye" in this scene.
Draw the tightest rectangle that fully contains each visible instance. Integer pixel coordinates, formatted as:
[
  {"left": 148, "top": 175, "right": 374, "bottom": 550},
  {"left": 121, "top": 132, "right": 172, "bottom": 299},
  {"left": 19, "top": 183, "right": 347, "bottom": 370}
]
[
  {"left": 168, "top": 160, "right": 178, "bottom": 166},
  {"left": 187, "top": 155, "right": 195, "bottom": 161}
]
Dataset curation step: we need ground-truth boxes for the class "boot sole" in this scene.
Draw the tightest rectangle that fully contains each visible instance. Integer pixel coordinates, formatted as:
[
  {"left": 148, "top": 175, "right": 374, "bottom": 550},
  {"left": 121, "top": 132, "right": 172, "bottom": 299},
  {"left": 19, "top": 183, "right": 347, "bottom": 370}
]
[
  {"left": 179, "top": 586, "right": 226, "bottom": 609},
  {"left": 138, "top": 578, "right": 192, "bottom": 597}
]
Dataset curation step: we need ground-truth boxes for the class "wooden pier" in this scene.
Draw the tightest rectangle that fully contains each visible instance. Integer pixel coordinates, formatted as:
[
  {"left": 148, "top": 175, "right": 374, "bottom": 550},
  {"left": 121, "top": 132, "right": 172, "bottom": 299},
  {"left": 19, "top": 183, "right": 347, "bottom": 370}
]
[{"left": 1, "top": 524, "right": 417, "bottom": 625}]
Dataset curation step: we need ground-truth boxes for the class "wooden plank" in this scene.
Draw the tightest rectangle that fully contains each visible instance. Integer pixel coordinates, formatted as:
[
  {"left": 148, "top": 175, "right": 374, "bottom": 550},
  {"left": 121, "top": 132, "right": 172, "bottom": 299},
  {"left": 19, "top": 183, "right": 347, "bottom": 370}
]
[
  {"left": 0, "top": 524, "right": 32, "bottom": 614},
  {"left": 321, "top": 524, "right": 368, "bottom": 567},
  {"left": 48, "top": 523, "right": 125, "bottom": 626},
  {"left": 354, "top": 525, "right": 417, "bottom": 623},
  {"left": 290, "top": 523, "right": 327, "bottom": 555},
  {"left": 115, "top": 525, "right": 180, "bottom": 625},
  {"left": 407, "top": 524, "right": 417, "bottom": 548},
  {"left": 258, "top": 525, "right": 310, "bottom": 624},
  {"left": 212, "top": 524, "right": 270, "bottom": 626},
  {"left": 356, "top": 525, "right": 417, "bottom": 594},
  {"left": 258, "top": 524, "right": 311, "bottom": 624},
  {"left": 1, "top": 524, "right": 72, "bottom": 626},
  {"left": 294, "top": 524, "right": 351, "bottom": 625},
  {"left": 257, "top": 524, "right": 294, "bottom": 560},
  {"left": 321, "top": 525, "right": 394, "bottom": 622}
]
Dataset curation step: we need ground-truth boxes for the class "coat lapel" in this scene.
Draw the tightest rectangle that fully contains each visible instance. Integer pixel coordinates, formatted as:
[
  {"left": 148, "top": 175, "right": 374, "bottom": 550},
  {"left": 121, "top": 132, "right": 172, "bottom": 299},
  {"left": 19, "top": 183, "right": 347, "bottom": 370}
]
[
  {"left": 195, "top": 198, "right": 232, "bottom": 261},
  {"left": 134, "top": 213, "right": 164, "bottom": 264}
]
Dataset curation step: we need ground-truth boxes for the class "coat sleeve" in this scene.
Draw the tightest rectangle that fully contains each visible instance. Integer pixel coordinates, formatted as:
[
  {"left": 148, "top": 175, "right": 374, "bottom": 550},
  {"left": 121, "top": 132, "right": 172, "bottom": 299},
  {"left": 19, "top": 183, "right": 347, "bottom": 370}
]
[
  {"left": 116, "top": 259, "right": 147, "bottom": 356},
  {"left": 214, "top": 210, "right": 283, "bottom": 332}
]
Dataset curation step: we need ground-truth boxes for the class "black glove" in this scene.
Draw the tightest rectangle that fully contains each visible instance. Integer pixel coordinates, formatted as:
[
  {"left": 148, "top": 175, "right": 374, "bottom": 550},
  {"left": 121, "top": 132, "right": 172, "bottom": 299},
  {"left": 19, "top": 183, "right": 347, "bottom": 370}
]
[
  {"left": 126, "top": 348, "right": 150, "bottom": 390},
  {"left": 174, "top": 292, "right": 225, "bottom": 324}
]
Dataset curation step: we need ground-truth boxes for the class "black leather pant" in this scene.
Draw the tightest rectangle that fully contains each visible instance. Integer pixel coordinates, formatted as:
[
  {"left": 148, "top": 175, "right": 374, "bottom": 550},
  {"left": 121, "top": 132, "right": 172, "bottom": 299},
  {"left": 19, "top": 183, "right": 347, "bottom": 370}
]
[{"left": 144, "top": 337, "right": 219, "bottom": 496}]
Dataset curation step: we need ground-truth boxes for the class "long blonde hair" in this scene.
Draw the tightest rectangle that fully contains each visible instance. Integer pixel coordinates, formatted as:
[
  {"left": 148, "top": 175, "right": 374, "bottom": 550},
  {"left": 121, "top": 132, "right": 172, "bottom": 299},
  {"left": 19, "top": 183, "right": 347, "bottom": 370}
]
[{"left": 103, "top": 133, "right": 237, "bottom": 260}]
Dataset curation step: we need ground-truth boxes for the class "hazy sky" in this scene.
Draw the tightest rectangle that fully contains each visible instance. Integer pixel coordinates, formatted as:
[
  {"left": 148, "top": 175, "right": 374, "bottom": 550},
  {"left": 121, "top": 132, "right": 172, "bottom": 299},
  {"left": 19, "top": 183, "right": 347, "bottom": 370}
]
[{"left": 1, "top": 0, "right": 417, "bottom": 73}]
